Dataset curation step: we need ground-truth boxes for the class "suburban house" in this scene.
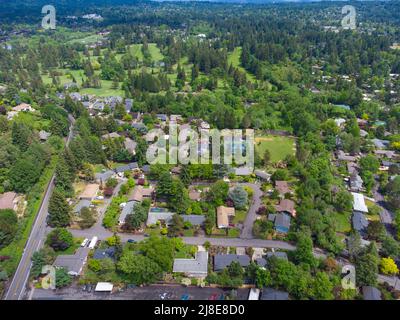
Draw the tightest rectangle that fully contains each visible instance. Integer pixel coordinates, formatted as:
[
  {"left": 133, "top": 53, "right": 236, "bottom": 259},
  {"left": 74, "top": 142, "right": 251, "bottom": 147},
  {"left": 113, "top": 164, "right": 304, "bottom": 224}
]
[
  {"left": 119, "top": 201, "right": 137, "bottom": 225},
  {"left": 216, "top": 206, "right": 235, "bottom": 229},
  {"left": 173, "top": 251, "right": 208, "bottom": 278},
  {"left": 213, "top": 254, "right": 250, "bottom": 271},
  {"left": 337, "top": 150, "right": 357, "bottom": 162},
  {"left": 268, "top": 213, "right": 291, "bottom": 234},
  {"left": 374, "top": 150, "right": 396, "bottom": 159},
  {"left": 53, "top": 247, "right": 90, "bottom": 276},
  {"left": 73, "top": 199, "right": 91, "bottom": 215},
  {"left": 128, "top": 186, "right": 154, "bottom": 202},
  {"left": 362, "top": 286, "right": 382, "bottom": 300},
  {"left": 260, "top": 288, "right": 289, "bottom": 300},
  {"left": 371, "top": 138, "right": 390, "bottom": 149},
  {"left": 274, "top": 181, "right": 291, "bottom": 197},
  {"left": 182, "top": 215, "right": 206, "bottom": 226},
  {"left": 124, "top": 138, "right": 137, "bottom": 155},
  {"left": 347, "top": 162, "right": 358, "bottom": 175},
  {"left": 114, "top": 162, "right": 138, "bottom": 174},
  {"left": 79, "top": 184, "right": 99, "bottom": 201},
  {"left": 156, "top": 114, "right": 168, "bottom": 122},
  {"left": 0, "top": 192, "right": 18, "bottom": 210},
  {"left": 349, "top": 173, "right": 364, "bottom": 192},
  {"left": 95, "top": 170, "right": 114, "bottom": 183},
  {"left": 146, "top": 208, "right": 174, "bottom": 226},
  {"left": 352, "top": 211, "right": 369, "bottom": 236},
  {"left": 275, "top": 199, "right": 296, "bottom": 217},
  {"left": 352, "top": 192, "right": 368, "bottom": 213}
]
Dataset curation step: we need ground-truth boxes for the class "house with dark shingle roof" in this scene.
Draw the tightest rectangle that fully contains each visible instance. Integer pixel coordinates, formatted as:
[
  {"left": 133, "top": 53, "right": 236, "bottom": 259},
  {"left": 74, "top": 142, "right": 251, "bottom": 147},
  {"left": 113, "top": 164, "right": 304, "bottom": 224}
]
[
  {"left": 214, "top": 254, "right": 250, "bottom": 271},
  {"left": 362, "top": 286, "right": 381, "bottom": 300},
  {"left": 260, "top": 288, "right": 289, "bottom": 300},
  {"left": 352, "top": 211, "right": 369, "bottom": 236},
  {"left": 275, "top": 199, "right": 296, "bottom": 217}
]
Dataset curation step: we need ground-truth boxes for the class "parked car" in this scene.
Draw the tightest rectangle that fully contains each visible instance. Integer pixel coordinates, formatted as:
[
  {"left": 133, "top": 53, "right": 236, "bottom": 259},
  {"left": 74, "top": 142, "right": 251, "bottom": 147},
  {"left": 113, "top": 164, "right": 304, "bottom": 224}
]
[
  {"left": 95, "top": 196, "right": 104, "bottom": 200},
  {"left": 181, "top": 294, "right": 190, "bottom": 300},
  {"left": 81, "top": 239, "right": 89, "bottom": 247},
  {"left": 127, "top": 239, "right": 136, "bottom": 243}
]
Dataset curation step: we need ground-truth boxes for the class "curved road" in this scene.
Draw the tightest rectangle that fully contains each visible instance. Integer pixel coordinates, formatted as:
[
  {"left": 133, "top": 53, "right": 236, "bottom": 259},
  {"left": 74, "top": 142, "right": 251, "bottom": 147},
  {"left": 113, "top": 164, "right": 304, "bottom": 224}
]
[{"left": 4, "top": 115, "right": 75, "bottom": 300}]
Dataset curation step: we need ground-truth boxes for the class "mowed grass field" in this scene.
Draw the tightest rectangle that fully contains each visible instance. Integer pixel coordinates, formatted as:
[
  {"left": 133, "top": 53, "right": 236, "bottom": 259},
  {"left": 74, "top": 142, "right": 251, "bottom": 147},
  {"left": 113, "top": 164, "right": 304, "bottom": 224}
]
[
  {"left": 228, "top": 47, "right": 256, "bottom": 83},
  {"left": 41, "top": 40, "right": 165, "bottom": 97},
  {"left": 255, "top": 135, "right": 296, "bottom": 162}
]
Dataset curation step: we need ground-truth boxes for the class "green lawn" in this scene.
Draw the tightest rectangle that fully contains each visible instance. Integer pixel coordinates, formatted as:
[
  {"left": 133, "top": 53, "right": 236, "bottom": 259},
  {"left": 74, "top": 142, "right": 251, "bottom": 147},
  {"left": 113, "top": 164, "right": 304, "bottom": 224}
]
[
  {"left": 67, "top": 34, "right": 105, "bottom": 46},
  {"left": 228, "top": 47, "right": 256, "bottom": 83},
  {"left": 233, "top": 209, "right": 247, "bottom": 224},
  {"left": 331, "top": 212, "right": 352, "bottom": 233},
  {"left": 148, "top": 43, "right": 164, "bottom": 61},
  {"left": 255, "top": 135, "right": 296, "bottom": 163}
]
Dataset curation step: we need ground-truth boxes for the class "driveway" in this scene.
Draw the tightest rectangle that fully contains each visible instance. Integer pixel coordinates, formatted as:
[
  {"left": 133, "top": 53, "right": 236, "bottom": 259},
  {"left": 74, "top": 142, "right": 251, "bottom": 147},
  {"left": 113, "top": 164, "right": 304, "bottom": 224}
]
[{"left": 239, "top": 183, "right": 263, "bottom": 239}]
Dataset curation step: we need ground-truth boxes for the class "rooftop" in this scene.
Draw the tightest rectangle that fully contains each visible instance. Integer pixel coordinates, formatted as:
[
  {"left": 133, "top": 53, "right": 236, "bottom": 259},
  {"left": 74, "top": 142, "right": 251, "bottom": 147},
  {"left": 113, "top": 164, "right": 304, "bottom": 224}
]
[
  {"left": 352, "top": 192, "right": 368, "bottom": 213},
  {"left": 260, "top": 288, "right": 289, "bottom": 300},
  {"left": 173, "top": 251, "right": 208, "bottom": 277},
  {"left": 214, "top": 254, "right": 250, "bottom": 271},
  {"left": 54, "top": 247, "right": 90, "bottom": 276}
]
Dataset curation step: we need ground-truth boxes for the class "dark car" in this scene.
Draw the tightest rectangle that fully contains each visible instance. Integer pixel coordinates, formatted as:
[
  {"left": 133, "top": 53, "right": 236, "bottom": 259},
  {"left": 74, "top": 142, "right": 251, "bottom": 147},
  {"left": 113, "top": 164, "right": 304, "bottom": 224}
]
[{"left": 127, "top": 239, "right": 136, "bottom": 243}]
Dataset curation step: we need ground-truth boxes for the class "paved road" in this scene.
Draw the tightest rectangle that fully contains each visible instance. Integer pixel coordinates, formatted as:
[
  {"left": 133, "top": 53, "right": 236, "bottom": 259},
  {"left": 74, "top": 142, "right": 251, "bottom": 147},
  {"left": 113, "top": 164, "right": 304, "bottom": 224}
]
[
  {"left": 240, "top": 183, "right": 263, "bottom": 239},
  {"left": 70, "top": 227, "right": 297, "bottom": 251},
  {"left": 372, "top": 176, "right": 396, "bottom": 239},
  {"left": 32, "top": 284, "right": 250, "bottom": 300},
  {"left": 4, "top": 115, "right": 75, "bottom": 300}
]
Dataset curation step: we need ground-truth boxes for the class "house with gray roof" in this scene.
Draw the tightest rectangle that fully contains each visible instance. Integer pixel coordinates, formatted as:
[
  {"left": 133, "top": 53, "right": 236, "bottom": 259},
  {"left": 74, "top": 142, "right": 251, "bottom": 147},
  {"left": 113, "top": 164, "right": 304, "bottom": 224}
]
[
  {"left": 182, "top": 215, "right": 206, "bottom": 226},
  {"left": 352, "top": 211, "right": 369, "bottom": 236},
  {"left": 119, "top": 201, "right": 138, "bottom": 225},
  {"left": 173, "top": 251, "right": 208, "bottom": 278},
  {"left": 214, "top": 254, "right": 250, "bottom": 271},
  {"left": 95, "top": 170, "right": 114, "bottom": 183},
  {"left": 73, "top": 199, "right": 91, "bottom": 215},
  {"left": 362, "top": 286, "right": 381, "bottom": 300},
  {"left": 146, "top": 209, "right": 174, "bottom": 226},
  {"left": 114, "top": 162, "right": 138, "bottom": 173},
  {"left": 372, "top": 138, "right": 390, "bottom": 149},
  {"left": 350, "top": 173, "right": 364, "bottom": 192},
  {"left": 53, "top": 248, "right": 90, "bottom": 276},
  {"left": 260, "top": 288, "right": 289, "bottom": 300},
  {"left": 269, "top": 213, "right": 291, "bottom": 234}
]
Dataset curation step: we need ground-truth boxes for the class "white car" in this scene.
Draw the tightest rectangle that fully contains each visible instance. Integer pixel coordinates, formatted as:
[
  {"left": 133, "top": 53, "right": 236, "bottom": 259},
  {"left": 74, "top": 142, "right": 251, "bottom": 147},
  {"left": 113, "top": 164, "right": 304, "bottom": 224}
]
[
  {"left": 95, "top": 196, "right": 104, "bottom": 200},
  {"left": 81, "top": 238, "right": 89, "bottom": 247},
  {"left": 119, "top": 202, "right": 127, "bottom": 208}
]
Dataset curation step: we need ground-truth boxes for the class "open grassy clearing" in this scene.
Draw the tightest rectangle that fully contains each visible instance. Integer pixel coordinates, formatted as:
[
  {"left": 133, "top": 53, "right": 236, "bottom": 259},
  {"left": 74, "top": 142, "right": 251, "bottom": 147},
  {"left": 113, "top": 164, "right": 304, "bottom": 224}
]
[
  {"left": 228, "top": 47, "right": 256, "bottom": 83},
  {"left": 255, "top": 135, "right": 296, "bottom": 162}
]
